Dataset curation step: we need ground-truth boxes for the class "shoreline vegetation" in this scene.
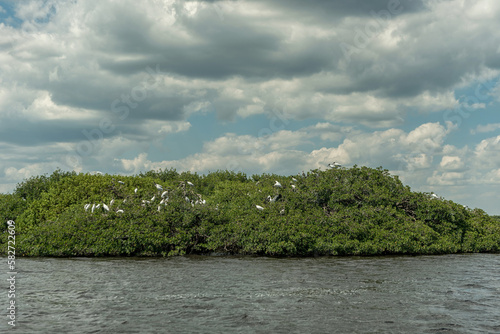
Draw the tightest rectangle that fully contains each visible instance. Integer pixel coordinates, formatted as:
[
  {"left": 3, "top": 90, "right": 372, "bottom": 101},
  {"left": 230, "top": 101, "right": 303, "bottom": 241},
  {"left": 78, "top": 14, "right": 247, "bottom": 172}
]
[{"left": 1, "top": 166, "right": 499, "bottom": 257}]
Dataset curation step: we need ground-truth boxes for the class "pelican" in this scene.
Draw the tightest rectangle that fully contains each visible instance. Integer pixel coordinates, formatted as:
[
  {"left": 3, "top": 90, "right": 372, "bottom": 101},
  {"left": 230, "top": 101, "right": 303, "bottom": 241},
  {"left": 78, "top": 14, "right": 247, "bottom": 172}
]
[
  {"left": 274, "top": 181, "right": 282, "bottom": 188},
  {"left": 328, "top": 162, "right": 341, "bottom": 168},
  {"left": 256, "top": 205, "right": 264, "bottom": 211},
  {"left": 103, "top": 204, "right": 109, "bottom": 212},
  {"left": 155, "top": 183, "right": 163, "bottom": 191}
]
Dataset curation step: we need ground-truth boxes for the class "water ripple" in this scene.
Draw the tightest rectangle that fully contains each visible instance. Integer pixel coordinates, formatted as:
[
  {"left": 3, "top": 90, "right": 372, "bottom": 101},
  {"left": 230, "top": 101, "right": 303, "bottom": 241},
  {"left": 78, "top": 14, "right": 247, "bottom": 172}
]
[{"left": 0, "top": 254, "right": 498, "bottom": 333}]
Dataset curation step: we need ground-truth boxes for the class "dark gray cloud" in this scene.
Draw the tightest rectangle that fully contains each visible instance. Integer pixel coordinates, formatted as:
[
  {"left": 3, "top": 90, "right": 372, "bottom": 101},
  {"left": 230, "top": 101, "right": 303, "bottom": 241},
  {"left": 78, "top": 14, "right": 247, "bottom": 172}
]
[{"left": 259, "top": 0, "right": 426, "bottom": 20}]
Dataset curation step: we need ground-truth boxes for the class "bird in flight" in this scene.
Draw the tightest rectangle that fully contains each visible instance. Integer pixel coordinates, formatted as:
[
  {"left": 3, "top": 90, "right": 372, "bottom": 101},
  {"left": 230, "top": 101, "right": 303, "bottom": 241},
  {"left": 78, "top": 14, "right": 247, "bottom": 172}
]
[{"left": 328, "top": 162, "right": 341, "bottom": 168}]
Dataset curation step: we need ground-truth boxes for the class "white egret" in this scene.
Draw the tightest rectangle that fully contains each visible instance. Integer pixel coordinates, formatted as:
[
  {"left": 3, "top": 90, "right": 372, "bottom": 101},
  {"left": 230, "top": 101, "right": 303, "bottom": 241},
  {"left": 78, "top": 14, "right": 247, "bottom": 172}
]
[
  {"left": 274, "top": 181, "right": 282, "bottom": 188},
  {"left": 151, "top": 196, "right": 156, "bottom": 201},
  {"left": 187, "top": 181, "right": 194, "bottom": 187},
  {"left": 95, "top": 204, "right": 101, "bottom": 210},
  {"left": 185, "top": 196, "right": 190, "bottom": 203},
  {"left": 161, "top": 190, "right": 168, "bottom": 198},
  {"left": 292, "top": 177, "right": 297, "bottom": 182},
  {"left": 328, "top": 162, "right": 341, "bottom": 168},
  {"left": 155, "top": 183, "right": 163, "bottom": 191},
  {"left": 280, "top": 208, "right": 285, "bottom": 215},
  {"left": 158, "top": 206, "right": 161, "bottom": 212},
  {"left": 291, "top": 184, "right": 296, "bottom": 191},
  {"left": 116, "top": 209, "right": 124, "bottom": 213},
  {"left": 256, "top": 205, "right": 264, "bottom": 211},
  {"left": 110, "top": 199, "right": 114, "bottom": 207},
  {"left": 134, "top": 188, "right": 138, "bottom": 194},
  {"left": 84, "top": 204, "right": 91, "bottom": 211},
  {"left": 118, "top": 181, "right": 125, "bottom": 185},
  {"left": 91, "top": 204, "right": 96, "bottom": 213},
  {"left": 431, "top": 193, "right": 439, "bottom": 199},
  {"left": 103, "top": 204, "right": 109, "bottom": 212}
]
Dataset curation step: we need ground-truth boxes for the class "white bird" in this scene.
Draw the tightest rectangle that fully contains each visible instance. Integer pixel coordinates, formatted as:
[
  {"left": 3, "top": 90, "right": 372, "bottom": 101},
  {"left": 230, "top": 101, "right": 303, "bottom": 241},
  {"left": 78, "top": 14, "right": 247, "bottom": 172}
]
[
  {"left": 160, "top": 199, "right": 165, "bottom": 205},
  {"left": 103, "top": 204, "right": 109, "bottom": 212},
  {"left": 280, "top": 208, "right": 285, "bottom": 215},
  {"left": 158, "top": 206, "right": 161, "bottom": 212},
  {"left": 328, "top": 162, "right": 341, "bottom": 168},
  {"left": 134, "top": 188, "right": 138, "bottom": 194},
  {"left": 431, "top": 193, "right": 439, "bottom": 199},
  {"left": 291, "top": 184, "right": 296, "bottom": 191},
  {"left": 292, "top": 177, "right": 297, "bottom": 182},
  {"left": 95, "top": 204, "right": 101, "bottom": 210},
  {"left": 84, "top": 204, "right": 91, "bottom": 211},
  {"left": 185, "top": 196, "right": 191, "bottom": 203},
  {"left": 91, "top": 204, "right": 96, "bottom": 213},
  {"left": 274, "top": 181, "right": 282, "bottom": 188},
  {"left": 155, "top": 183, "right": 163, "bottom": 191},
  {"left": 110, "top": 199, "right": 114, "bottom": 207},
  {"left": 116, "top": 209, "right": 124, "bottom": 213},
  {"left": 256, "top": 205, "right": 264, "bottom": 211},
  {"left": 118, "top": 181, "right": 125, "bottom": 185},
  {"left": 151, "top": 196, "right": 156, "bottom": 201},
  {"left": 161, "top": 191, "right": 168, "bottom": 198},
  {"left": 187, "top": 181, "right": 194, "bottom": 187}
]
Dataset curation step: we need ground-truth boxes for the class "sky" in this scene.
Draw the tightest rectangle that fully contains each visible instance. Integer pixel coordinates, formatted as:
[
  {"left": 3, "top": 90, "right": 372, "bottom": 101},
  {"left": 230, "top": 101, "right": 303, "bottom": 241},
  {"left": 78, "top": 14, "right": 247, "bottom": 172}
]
[{"left": 0, "top": 0, "right": 499, "bottom": 214}]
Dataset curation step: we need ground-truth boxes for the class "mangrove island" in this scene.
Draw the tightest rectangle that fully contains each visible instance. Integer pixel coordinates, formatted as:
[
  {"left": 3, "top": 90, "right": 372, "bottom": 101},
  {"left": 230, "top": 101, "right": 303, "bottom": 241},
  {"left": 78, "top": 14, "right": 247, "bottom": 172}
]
[{"left": 1, "top": 166, "right": 499, "bottom": 257}]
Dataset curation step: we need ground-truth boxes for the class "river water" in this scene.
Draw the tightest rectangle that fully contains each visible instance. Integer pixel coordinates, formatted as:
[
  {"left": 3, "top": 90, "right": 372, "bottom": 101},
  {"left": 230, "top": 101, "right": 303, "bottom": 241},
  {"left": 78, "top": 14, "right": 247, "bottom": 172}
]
[{"left": 1, "top": 254, "right": 499, "bottom": 333}]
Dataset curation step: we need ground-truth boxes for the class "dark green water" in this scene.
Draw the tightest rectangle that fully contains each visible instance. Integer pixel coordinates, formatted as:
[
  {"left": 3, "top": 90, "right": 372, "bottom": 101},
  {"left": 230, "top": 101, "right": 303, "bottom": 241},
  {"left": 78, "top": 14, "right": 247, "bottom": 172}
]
[{"left": 1, "top": 254, "right": 499, "bottom": 333}]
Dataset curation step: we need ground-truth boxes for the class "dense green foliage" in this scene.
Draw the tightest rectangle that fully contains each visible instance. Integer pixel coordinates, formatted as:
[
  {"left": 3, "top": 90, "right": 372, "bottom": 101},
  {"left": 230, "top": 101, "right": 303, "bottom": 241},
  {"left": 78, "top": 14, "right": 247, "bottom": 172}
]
[{"left": 1, "top": 166, "right": 499, "bottom": 257}]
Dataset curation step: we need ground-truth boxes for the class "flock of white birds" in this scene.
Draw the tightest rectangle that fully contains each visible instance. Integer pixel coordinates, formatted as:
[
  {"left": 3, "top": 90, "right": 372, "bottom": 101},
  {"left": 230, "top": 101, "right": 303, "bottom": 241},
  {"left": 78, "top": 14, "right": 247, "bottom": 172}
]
[
  {"left": 84, "top": 164, "right": 336, "bottom": 216},
  {"left": 84, "top": 180, "right": 204, "bottom": 215}
]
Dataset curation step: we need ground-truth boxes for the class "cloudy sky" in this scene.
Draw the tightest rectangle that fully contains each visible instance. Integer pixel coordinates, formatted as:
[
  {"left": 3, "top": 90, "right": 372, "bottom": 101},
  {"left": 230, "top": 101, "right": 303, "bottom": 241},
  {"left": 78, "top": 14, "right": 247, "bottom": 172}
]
[{"left": 1, "top": 0, "right": 499, "bottom": 214}]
